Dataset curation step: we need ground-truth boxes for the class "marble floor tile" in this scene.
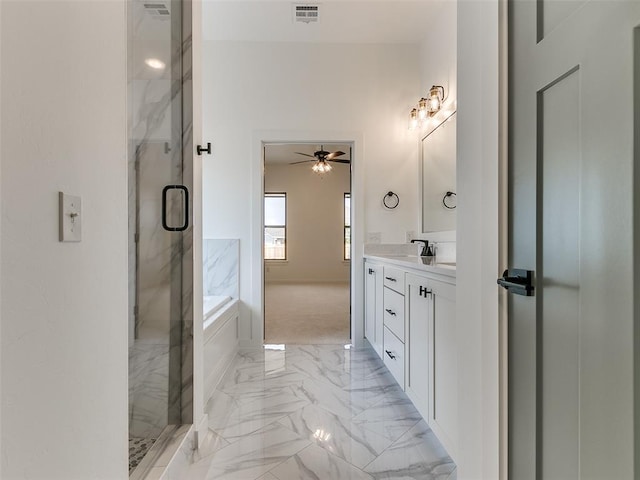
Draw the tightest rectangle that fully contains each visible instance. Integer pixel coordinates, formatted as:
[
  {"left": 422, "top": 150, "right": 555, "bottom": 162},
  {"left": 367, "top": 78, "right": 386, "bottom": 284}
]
[
  {"left": 256, "top": 473, "right": 280, "bottom": 480},
  {"left": 278, "top": 403, "right": 394, "bottom": 469},
  {"left": 186, "top": 423, "right": 310, "bottom": 480},
  {"left": 352, "top": 392, "right": 423, "bottom": 442},
  {"left": 270, "top": 443, "right": 374, "bottom": 480},
  {"left": 289, "top": 376, "right": 370, "bottom": 419},
  {"left": 363, "top": 421, "right": 456, "bottom": 480},
  {"left": 209, "top": 390, "right": 310, "bottom": 441},
  {"left": 186, "top": 344, "right": 456, "bottom": 480}
]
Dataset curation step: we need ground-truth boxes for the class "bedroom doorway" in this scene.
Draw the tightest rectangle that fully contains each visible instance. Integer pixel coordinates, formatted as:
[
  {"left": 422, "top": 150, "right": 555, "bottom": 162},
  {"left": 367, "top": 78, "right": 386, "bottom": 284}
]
[{"left": 263, "top": 143, "right": 352, "bottom": 344}]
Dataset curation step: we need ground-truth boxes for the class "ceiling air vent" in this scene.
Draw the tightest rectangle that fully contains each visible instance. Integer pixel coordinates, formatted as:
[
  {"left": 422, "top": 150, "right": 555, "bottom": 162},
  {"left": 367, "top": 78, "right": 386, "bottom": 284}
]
[
  {"left": 143, "top": 2, "right": 170, "bottom": 18},
  {"left": 293, "top": 4, "right": 320, "bottom": 24}
]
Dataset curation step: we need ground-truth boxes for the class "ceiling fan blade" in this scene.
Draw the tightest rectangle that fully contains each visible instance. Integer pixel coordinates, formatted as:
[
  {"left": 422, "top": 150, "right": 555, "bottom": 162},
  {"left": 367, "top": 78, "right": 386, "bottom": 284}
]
[
  {"left": 290, "top": 159, "right": 315, "bottom": 164},
  {"left": 329, "top": 159, "right": 351, "bottom": 164},
  {"left": 326, "top": 151, "right": 346, "bottom": 160},
  {"left": 294, "top": 152, "right": 316, "bottom": 158}
]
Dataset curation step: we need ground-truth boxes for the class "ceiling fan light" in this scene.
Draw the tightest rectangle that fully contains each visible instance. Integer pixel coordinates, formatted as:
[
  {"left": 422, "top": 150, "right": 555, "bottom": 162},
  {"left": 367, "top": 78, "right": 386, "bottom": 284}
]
[{"left": 312, "top": 160, "right": 332, "bottom": 174}]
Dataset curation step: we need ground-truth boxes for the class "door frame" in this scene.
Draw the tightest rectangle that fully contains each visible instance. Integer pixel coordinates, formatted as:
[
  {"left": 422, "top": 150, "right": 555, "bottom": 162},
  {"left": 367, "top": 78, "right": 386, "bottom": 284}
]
[
  {"left": 250, "top": 130, "right": 365, "bottom": 348},
  {"left": 498, "top": 0, "right": 509, "bottom": 478}
]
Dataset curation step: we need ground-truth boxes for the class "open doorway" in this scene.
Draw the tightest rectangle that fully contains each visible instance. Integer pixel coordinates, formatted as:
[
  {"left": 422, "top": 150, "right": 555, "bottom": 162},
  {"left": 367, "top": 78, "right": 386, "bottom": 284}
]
[{"left": 263, "top": 143, "right": 351, "bottom": 344}]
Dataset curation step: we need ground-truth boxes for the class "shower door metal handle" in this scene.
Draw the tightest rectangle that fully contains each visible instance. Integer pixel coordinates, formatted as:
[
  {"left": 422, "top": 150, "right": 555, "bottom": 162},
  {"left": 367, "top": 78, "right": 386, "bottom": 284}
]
[{"left": 162, "top": 185, "right": 189, "bottom": 232}]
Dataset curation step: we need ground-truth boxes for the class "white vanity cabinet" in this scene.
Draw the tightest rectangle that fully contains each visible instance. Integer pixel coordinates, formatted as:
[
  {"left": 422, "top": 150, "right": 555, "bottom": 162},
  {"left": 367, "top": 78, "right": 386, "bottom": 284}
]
[
  {"left": 406, "top": 272, "right": 457, "bottom": 459},
  {"left": 364, "top": 261, "right": 384, "bottom": 358},
  {"left": 363, "top": 254, "right": 457, "bottom": 460}
]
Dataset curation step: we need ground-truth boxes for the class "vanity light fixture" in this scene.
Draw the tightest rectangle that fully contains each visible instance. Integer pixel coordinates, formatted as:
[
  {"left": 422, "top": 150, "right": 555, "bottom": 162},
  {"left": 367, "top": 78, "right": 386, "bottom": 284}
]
[
  {"left": 408, "top": 85, "right": 446, "bottom": 130},
  {"left": 312, "top": 160, "right": 332, "bottom": 174},
  {"left": 427, "top": 85, "right": 445, "bottom": 116}
]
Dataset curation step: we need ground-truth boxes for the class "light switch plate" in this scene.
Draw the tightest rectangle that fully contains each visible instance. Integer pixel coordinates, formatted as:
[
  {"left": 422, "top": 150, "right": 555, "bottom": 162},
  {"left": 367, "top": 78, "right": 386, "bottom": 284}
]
[{"left": 59, "top": 192, "right": 82, "bottom": 242}]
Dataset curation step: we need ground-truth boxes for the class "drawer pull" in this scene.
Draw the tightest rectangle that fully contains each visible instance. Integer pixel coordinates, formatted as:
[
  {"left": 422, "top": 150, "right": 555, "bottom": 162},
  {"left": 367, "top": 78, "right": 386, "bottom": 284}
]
[
  {"left": 385, "top": 350, "right": 396, "bottom": 360},
  {"left": 385, "top": 308, "right": 396, "bottom": 316},
  {"left": 385, "top": 276, "right": 397, "bottom": 282}
]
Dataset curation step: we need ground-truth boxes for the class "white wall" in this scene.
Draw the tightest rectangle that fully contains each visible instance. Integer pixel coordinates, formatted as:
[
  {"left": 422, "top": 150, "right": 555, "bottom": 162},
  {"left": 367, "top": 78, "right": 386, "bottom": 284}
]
[
  {"left": 419, "top": 2, "right": 457, "bottom": 113},
  {"left": 0, "top": 2, "right": 128, "bottom": 478},
  {"left": 264, "top": 162, "right": 350, "bottom": 283},
  {"left": 417, "top": 1, "right": 458, "bottom": 243},
  {"left": 456, "top": 0, "right": 501, "bottom": 479},
  {"left": 202, "top": 40, "right": 419, "bottom": 343}
]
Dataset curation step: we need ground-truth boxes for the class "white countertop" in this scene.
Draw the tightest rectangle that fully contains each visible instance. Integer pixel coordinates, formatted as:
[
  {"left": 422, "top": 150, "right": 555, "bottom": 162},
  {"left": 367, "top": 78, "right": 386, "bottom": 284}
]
[{"left": 364, "top": 254, "right": 456, "bottom": 278}]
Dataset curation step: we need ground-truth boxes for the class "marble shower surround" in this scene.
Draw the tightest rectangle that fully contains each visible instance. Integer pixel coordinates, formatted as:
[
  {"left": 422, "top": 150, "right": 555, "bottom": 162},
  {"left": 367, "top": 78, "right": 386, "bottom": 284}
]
[{"left": 186, "top": 344, "right": 456, "bottom": 480}]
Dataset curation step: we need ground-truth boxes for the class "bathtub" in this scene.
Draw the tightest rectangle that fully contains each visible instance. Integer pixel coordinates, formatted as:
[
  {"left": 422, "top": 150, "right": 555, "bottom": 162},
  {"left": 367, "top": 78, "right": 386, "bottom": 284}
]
[
  {"left": 203, "top": 295, "right": 232, "bottom": 328},
  {"left": 202, "top": 295, "right": 239, "bottom": 404}
]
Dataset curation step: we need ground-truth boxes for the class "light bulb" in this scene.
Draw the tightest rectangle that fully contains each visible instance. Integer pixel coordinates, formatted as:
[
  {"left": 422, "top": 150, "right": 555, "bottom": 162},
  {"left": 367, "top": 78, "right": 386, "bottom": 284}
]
[
  {"left": 418, "top": 98, "right": 428, "bottom": 120},
  {"left": 427, "top": 85, "right": 444, "bottom": 116},
  {"left": 408, "top": 108, "right": 419, "bottom": 131}
]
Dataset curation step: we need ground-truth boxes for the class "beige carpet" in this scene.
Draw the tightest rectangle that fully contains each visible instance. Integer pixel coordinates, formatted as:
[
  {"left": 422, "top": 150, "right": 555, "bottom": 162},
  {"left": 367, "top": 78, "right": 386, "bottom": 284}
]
[{"left": 264, "top": 282, "right": 351, "bottom": 344}]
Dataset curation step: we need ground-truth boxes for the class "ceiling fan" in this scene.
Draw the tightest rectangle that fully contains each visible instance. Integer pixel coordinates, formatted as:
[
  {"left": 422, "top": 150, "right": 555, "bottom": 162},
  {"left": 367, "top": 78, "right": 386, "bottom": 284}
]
[{"left": 289, "top": 146, "right": 351, "bottom": 166}]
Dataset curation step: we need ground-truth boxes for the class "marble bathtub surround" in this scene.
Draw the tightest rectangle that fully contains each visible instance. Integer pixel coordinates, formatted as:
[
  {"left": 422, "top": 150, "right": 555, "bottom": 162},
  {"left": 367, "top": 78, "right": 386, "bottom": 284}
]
[
  {"left": 203, "top": 239, "right": 239, "bottom": 299},
  {"left": 186, "top": 344, "right": 456, "bottom": 480}
]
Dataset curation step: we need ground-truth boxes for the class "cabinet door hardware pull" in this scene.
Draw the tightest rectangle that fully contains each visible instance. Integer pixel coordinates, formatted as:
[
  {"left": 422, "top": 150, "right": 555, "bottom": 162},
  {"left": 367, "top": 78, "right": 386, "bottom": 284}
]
[
  {"left": 385, "top": 276, "right": 397, "bottom": 282},
  {"left": 385, "top": 350, "right": 396, "bottom": 360},
  {"left": 368, "top": 268, "right": 374, "bottom": 275},
  {"left": 419, "top": 285, "right": 433, "bottom": 298},
  {"left": 385, "top": 309, "right": 396, "bottom": 316}
]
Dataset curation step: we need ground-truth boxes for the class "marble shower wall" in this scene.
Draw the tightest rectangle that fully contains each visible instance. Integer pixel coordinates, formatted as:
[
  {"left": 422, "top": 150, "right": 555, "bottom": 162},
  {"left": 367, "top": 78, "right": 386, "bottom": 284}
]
[{"left": 204, "top": 239, "right": 240, "bottom": 299}]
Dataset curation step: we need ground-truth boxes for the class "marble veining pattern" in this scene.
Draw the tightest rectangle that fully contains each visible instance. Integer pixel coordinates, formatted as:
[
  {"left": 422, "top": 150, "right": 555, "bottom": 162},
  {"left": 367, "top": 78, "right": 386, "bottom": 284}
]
[
  {"left": 186, "top": 344, "right": 456, "bottom": 480},
  {"left": 203, "top": 239, "right": 239, "bottom": 299}
]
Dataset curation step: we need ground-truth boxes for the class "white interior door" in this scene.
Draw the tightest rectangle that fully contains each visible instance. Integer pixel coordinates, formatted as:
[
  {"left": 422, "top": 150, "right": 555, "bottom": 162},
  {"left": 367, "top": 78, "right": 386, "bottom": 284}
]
[{"left": 508, "top": 1, "right": 640, "bottom": 478}]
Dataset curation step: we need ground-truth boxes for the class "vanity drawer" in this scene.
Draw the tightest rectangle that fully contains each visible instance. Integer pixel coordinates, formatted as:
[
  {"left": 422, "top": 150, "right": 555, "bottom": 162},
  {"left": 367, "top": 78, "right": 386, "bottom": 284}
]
[
  {"left": 383, "top": 287, "right": 405, "bottom": 341},
  {"left": 383, "top": 267, "right": 405, "bottom": 293},
  {"left": 383, "top": 326, "right": 405, "bottom": 389}
]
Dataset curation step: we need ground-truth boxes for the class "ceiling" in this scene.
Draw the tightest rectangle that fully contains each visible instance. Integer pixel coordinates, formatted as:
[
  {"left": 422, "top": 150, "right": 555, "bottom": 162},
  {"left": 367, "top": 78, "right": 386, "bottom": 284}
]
[
  {"left": 265, "top": 143, "right": 352, "bottom": 165},
  {"left": 202, "top": 1, "right": 446, "bottom": 44}
]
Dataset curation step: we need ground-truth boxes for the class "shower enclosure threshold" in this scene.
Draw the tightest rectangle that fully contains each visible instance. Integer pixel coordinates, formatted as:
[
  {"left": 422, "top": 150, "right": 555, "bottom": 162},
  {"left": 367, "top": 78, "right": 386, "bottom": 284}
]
[{"left": 129, "top": 424, "right": 192, "bottom": 479}]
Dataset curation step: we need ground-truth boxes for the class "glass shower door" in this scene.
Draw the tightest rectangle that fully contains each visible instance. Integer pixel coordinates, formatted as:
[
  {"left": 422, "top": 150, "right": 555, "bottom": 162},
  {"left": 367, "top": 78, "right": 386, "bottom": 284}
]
[{"left": 128, "top": 0, "right": 190, "bottom": 472}]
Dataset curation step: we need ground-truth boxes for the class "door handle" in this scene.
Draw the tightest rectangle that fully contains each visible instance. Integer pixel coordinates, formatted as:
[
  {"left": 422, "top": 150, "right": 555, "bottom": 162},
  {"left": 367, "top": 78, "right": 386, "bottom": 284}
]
[
  {"left": 385, "top": 309, "right": 396, "bottom": 316},
  {"left": 385, "top": 276, "right": 397, "bottom": 282},
  {"left": 162, "top": 185, "right": 189, "bottom": 232},
  {"left": 385, "top": 350, "right": 396, "bottom": 360},
  {"left": 497, "top": 269, "right": 534, "bottom": 296}
]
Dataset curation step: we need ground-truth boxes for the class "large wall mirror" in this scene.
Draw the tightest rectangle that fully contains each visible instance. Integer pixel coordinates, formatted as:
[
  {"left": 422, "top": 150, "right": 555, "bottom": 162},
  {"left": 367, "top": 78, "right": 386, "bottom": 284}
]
[{"left": 421, "top": 111, "right": 456, "bottom": 234}]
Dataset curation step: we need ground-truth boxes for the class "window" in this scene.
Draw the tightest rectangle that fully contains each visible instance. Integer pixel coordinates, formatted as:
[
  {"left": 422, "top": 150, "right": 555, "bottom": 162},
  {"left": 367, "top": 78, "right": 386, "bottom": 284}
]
[
  {"left": 264, "top": 193, "right": 286, "bottom": 260},
  {"left": 344, "top": 193, "right": 351, "bottom": 260}
]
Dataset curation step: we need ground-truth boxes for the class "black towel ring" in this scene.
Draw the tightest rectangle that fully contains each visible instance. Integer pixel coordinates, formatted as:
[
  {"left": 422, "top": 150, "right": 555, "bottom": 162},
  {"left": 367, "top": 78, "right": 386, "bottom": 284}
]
[
  {"left": 383, "top": 191, "right": 400, "bottom": 209},
  {"left": 442, "top": 191, "right": 456, "bottom": 209}
]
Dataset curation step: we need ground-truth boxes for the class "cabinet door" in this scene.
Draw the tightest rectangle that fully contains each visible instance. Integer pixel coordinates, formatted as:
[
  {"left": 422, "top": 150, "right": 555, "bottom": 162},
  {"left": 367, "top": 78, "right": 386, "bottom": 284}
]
[
  {"left": 405, "top": 274, "right": 431, "bottom": 420},
  {"left": 364, "top": 262, "right": 383, "bottom": 358},
  {"left": 429, "top": 278, "right": 457, "bottom": 459}
]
